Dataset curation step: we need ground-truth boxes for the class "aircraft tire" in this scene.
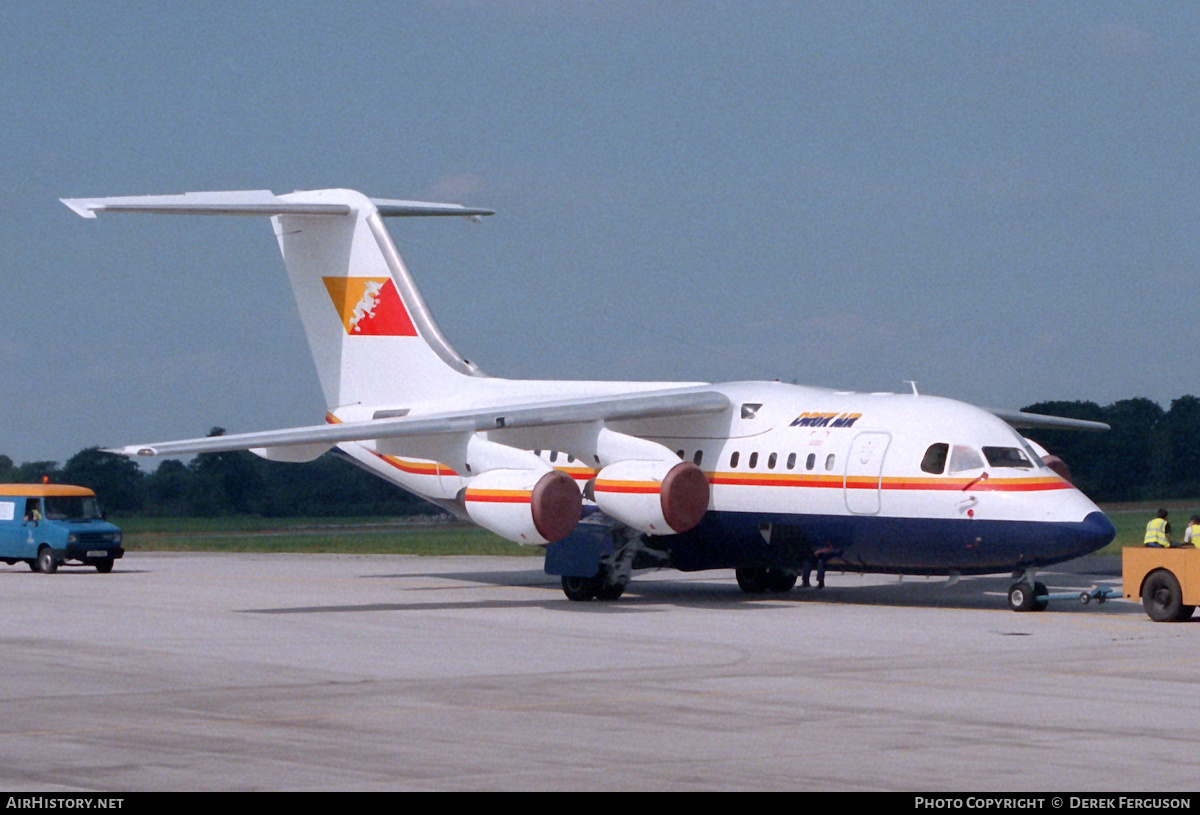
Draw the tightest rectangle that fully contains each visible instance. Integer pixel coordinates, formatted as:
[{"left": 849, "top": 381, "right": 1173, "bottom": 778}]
[
  {"left": 595, "top": 581, "right": 626, "bottom": 601},
  {"left": 95, "top": 558, "right": 114, "bottom": 574},
  {"left": 735, "top": 567, "right": 770, "bottom": 594},
  {"left": 36, "top": 547, "right": 57, "bottom": 575},
  {"left": 1142, "top": 569, "right": 1186, "bottom": 622},
  {"left": 766, "top": 570, "right": 797, "bottom": 593},
  {"left": 562, "top": 575, "right": 598, "bottom": 602},
  {"left": 1032, "top": 581, "right": 1049, "bottom": 612},
  {"left": 1007, "top": 582, "right": 1039, "bottom": 612}
]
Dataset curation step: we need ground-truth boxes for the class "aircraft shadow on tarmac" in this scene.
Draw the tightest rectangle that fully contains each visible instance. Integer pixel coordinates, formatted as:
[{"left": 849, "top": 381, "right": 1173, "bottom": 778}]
[{"left": 241, "top": 559, "right": 1140, "bottom": 616}]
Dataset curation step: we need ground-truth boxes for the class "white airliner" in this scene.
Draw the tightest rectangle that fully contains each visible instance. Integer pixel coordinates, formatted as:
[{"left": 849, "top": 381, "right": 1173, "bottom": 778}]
[{"left": 63, "top": 188, "right": 1115, "bottom": 609}]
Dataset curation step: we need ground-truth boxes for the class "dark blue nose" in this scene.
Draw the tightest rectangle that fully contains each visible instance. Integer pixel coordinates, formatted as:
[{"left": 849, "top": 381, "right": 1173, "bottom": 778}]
[{"left": 1075, "top": 511, "right": 1116, "bottom": 555}]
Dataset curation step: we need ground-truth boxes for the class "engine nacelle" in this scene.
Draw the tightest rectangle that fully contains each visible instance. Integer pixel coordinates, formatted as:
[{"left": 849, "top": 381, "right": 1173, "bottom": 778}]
[
  {"left": 463, "top": 468, "right": 582, "bottom": 544},
  {"left": 592, "top": 460, "right": 709, "bottom": 535}
]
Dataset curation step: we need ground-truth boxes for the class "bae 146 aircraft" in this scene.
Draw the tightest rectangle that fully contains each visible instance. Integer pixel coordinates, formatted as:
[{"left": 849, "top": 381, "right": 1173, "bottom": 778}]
[{"left": 62, "top": 188, "right": 1115, "bottom": 609}]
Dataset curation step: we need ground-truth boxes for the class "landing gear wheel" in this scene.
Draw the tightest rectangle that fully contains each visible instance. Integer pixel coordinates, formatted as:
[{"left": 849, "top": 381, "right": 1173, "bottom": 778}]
[
  {"left": 766, "top": 570, "right": 798, "bottom": 593},
  {"left": 595, "top": 581, "right": 626, "bottom": 601},
  {"left": 36, "top": 548, "right": 57, "bottom": 575},
  {"left": 95, "top": 558, "right": 114, "bottom": 574},
  {"left": 1142, "top": 570, "right": 1192, "bottom": 622},
  {"left": 1032, "top": 581, "right": 1049, "bottom": 611},
  {"left": 1008, "top": 582, "right": 1043, "bottom": 612},
  {"left": 562, "top": 575, "right": 598, "bottom": 602},
  {"left": 735, "top": 567, "right": 770, "bottom": 594}
]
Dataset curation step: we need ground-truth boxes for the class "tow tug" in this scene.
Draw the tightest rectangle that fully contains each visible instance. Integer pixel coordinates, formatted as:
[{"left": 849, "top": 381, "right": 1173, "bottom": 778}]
[{"left": 1123, "top": 546, "right": 1200, "bottom": 622}]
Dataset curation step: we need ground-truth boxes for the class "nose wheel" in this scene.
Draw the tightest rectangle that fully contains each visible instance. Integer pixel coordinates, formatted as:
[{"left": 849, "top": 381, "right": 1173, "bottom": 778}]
[{"left": 1008, "top": 580, "right": 1048, "bottom": 612}]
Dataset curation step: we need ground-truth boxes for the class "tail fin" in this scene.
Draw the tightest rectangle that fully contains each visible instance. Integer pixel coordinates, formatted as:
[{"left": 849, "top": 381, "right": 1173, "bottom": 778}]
[{"left": 63, "top": 188, "right": 492, "bottom": 410}]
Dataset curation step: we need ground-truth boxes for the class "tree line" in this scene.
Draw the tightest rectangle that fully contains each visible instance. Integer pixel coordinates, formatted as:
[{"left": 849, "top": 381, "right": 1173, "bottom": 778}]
[
  {"left": 1022, "top": 395, "right": 1200, "bottom": 503},
  {"left": 3, "top": 397, "right": 1198, "bottom": 516},
  {"left": 0, "top": 428, "right": 432, "bottom": 518}
]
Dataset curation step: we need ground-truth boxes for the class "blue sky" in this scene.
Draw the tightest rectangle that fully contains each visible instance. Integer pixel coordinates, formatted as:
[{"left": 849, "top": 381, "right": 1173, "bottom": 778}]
[{"left": 2, "top": 2, "right": 1197, "bottom": 464}]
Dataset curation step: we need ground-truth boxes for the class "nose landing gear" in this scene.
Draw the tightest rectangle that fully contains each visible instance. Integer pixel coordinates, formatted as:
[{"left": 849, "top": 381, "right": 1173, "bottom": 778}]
[{"left": 1007, "top": 573, "right": 1049, "bottom": 612}]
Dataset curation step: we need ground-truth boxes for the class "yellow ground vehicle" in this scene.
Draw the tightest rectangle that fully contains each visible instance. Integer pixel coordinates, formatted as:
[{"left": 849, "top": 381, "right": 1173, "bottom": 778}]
[{"left": 1123, "top": 546, "right": 1200, "bottom": 622}]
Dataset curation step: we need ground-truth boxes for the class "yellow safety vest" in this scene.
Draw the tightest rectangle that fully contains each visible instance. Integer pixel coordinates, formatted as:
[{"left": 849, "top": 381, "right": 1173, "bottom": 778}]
[{"left": 1145, "top": 517, "right": 1169, "bottom": 546}]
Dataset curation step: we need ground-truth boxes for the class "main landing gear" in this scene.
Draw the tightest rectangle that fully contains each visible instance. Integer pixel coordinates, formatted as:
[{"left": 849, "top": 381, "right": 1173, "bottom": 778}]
[
  {"left": 735, "top": 567, "right": 797, "bottom": 594},
  {"left": 560, "top": 532, "right": 659, "bottom": 602}
]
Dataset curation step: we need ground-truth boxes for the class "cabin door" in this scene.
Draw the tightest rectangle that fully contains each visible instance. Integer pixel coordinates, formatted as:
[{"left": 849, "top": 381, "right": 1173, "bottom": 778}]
[{"left": 844, "top": 432, "right": 890, "bottom": 515}]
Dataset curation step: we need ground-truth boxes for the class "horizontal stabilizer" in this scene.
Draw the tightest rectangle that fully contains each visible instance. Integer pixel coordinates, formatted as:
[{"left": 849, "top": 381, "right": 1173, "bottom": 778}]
[
  {"left": 989, "top": 408, "right": 1110, "bottom": 433},
  {"left": 106, "top": 387, "right": 731, "bottom": 458},
  {"left": 61, "top": 190, "right": 493, "bottom": 220}
]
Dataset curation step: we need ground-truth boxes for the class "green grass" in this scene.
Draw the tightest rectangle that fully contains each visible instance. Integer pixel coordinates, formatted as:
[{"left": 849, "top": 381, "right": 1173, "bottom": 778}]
[
  {"left": 114, "top": 516, "right": 540, "bottom": 556},
  {"left": 1098, "top": 501, "right": 1200, "bottom": 555},
  {"left": 113, "top": 503, "right": 1194, "bottom": 558}
]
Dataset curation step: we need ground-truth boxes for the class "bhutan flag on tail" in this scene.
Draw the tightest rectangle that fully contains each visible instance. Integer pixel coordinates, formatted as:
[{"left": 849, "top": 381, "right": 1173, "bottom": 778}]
[{"left": 322, "top": 277, "right": 417, "bottom": 336}]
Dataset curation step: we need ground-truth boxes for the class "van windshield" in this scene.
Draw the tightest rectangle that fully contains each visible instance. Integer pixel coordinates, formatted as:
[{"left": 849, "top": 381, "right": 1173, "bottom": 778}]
[{"left": 43, "top": 496, "right": 102, "bottom": 521}]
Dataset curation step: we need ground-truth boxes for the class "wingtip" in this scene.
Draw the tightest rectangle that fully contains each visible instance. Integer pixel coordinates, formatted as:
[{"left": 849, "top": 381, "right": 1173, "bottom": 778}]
[{"left": 61, "top": 198, "right": 98, "bottom": 219}]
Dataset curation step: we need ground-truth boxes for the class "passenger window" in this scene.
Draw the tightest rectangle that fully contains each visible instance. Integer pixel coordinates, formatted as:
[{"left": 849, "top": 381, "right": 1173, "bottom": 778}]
[
  {"left": 921, "top": 443, "right": 949, "bottom": 475},
  {"left": 550, "top": 451, "right": 558, "bottom": 463},
  {"left": 676, "top": 450, "right": 684, "bottom": 459},
  {"left": 749, "top": 452, "right": 759, "bottom": 469},
  {"left": 787, "top": 453, "right": 796, "bottom": 470},
  {"left": 948, "top": 445, "right": 986, "bottom": 473},
  {"left": 693, "top": 450, "right": 703, "bottom": 466},
  {"left": 730, "top": 452, "right": 740, "bottom": 468},
  {"left": 806, "top": 453, "right": 815, "bottom": 471},
  {"left": 768, "top": 453, "right": 777, "bottom": 469},
  {"left": 825, "top": 454, "right": 836, "bottom": 471}
]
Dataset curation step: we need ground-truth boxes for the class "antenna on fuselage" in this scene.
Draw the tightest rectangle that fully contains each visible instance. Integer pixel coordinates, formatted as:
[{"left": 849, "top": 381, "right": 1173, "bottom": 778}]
[{"left": 905, "top": 380, "right": 919, "bottom": 397}]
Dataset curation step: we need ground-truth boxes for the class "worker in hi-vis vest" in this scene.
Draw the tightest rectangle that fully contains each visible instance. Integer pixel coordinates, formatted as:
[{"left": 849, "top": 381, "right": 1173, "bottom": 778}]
[
  {"left": 1184, "top": 515, "right": 1200, "bottom": 547},
  {"left": 1144, "top": 508, "right": 1173, "bottom": 548}
]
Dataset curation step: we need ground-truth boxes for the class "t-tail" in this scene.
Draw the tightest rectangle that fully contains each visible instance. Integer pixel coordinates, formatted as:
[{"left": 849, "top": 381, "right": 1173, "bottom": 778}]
[{"left": 62, "top": 189, "right": 494, "bottom": 410}]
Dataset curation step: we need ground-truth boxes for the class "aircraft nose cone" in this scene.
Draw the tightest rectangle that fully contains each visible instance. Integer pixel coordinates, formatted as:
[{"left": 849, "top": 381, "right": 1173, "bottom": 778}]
[{"left": 1077, "top": 511, "right": 1116, "bottom": 555}]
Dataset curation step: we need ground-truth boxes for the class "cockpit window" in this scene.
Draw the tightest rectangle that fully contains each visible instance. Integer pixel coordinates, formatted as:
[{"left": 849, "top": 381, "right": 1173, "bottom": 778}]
[
  {"left": 920, "top": 443, "right": 948, "bottom": 474},
  {"left": 1012, "top": 433, "right": 1048, "bottom": 469},
  {"left": 982, "top": 446, "right": 1034, "bottom": 469},
  {"left": 947, "top": 445, "right": 986, "bottom": 473}
]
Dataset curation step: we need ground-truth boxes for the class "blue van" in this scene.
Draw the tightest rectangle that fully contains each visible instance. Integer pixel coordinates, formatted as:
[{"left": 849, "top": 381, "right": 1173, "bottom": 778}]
[{"left": 0, "top": 485, "right": 124, "bottom": 573}]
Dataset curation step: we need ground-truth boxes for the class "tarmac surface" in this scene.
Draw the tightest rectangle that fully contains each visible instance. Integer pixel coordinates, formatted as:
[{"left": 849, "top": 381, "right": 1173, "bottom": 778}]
[{"left": 2, "top": 551, "right": 1198, "bottom": 791}]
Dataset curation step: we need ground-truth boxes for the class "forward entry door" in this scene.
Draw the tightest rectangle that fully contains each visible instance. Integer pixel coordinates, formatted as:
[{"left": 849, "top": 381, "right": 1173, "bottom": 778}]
[{"left": 844, "top": 432, "right": 890, "bottom": 515}]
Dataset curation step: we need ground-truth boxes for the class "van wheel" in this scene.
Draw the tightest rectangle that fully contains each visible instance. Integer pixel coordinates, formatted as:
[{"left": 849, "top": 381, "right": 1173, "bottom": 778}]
[
  {"left": 1143, "top": 569, "right": 1187, "bottom": 622},
  {"left": 36, "top": 548, "right": 57, "bottom": 574},
  {"left": 95, "top": 558, "right": 114, "bottom": 574}
]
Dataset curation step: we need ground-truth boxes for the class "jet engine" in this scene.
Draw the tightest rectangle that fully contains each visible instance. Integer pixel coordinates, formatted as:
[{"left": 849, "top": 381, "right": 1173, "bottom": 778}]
[
  {"left": 463, "top": 468, "right": 582, "bottom": 544},
  {"left": 592, "top": 460, "right": 709, "bottom": 535}
]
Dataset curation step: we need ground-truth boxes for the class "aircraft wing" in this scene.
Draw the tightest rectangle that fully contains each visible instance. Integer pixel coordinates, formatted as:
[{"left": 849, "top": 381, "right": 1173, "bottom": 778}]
[
  {"left": 106, "top": 387, "right": 731, "bottom": 458},
  {"left": 988, "top": 408, "right": 1110, "bottom": 433}
]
